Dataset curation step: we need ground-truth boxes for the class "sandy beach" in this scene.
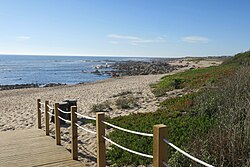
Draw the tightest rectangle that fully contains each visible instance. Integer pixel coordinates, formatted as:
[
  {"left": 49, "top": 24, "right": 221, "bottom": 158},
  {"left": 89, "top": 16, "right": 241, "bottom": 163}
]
[
  {"left": 0, "top": 74, "right": 167, "bottom": 166},
  {"left": 0, "top": 59, "right": 222, "bottom": 166}
]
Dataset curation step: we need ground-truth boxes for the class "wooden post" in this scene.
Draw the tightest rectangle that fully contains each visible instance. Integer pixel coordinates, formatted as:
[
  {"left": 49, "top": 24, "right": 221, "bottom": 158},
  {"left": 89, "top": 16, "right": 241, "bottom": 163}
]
[
  {"left": 54, "top": 102, "right": 61, "bottom": 145},
  {"left": 71, "top": 106, "right": 78, "bottom": 160},
  {"left": 153, "top": 124, "right": 168, "bottom": 167},
  {"left": 37, "top": 99, "right": 41, "bottom": 129},
  {"left": 96, "top": 112, "right": 106, "bottom": 167},
  {"left": 45, "top": 100, "right": 49, "bottom": 135}
]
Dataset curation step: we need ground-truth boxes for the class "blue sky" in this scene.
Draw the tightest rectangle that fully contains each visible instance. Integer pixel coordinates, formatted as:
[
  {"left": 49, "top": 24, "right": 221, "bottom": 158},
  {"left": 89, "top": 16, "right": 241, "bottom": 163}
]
[{"left": 0, "top": 0, "right": 249, "bottom": 57}]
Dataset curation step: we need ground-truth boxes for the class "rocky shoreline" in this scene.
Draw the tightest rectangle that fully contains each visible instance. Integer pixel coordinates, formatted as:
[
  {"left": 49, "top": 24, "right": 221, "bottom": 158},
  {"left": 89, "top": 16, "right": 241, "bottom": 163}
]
[
  {"left": 89, "top": 59, "right": 186, "bottom": 76},
  {"left": 89, "top": 56, "right": 226, "bottom": 76},
  {"left": 0, "top": 59, "right": 179, "bottom": 91},
  {"left": 110, "top": 60, "right": 185, "bottom": 76},
  {"left": 1, "top": 57, "right": 223, "bottom": 91},
  {"left": 0, "top": 83, "right": 66, "bottom": 91}
]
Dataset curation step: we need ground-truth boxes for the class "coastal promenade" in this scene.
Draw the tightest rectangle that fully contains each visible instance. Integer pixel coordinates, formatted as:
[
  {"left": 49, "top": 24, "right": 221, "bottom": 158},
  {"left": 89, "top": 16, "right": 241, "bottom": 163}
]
[
  {"left": 0, "top": 129, "right": 83, "bottom": 167},
  {"left": 0, "top": 97, "right": 214, "bottom": 167}
]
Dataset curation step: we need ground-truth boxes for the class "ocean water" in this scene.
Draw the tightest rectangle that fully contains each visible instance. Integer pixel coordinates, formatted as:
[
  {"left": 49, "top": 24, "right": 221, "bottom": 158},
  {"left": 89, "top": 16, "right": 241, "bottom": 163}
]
[{"left": 0, "top": 55, "right": 150, "bottom": 85}]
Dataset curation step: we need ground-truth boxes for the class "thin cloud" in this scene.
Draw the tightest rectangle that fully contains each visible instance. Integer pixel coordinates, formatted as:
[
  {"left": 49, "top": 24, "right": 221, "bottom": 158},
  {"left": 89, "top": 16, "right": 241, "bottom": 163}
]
[
  {"left": 110, "top": 41, "right": 119, "bottom": 44},
  {"left": 108, "top": 34, "right": 165, "bottom": 46},
  {"left": 182, "top": 36, "right": 208, "bottom": 43},
  {"left": 108, "top": 34, "right": 140, "bottom": 40},
  {"left": 132, "top": 37, "right": 165, "bottom": 44},
  {"left": 16, "top": 36, "right": 31, "bottom": 41}
]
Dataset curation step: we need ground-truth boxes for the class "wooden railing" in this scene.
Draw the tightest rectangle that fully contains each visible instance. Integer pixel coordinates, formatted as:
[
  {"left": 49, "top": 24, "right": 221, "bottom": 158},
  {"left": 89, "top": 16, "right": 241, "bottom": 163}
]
[{"left": 37, "top": 99, "right": 214, "bottom": 167}]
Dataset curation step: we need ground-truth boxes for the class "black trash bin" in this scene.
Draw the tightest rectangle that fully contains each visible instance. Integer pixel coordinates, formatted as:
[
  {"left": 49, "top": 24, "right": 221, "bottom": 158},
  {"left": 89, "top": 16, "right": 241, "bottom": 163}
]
[
  {"left": 50, "top": 100, "right": 77, "bottom": 124},
  {"left": 63, "top": 99, "right": 77, "bottom": 107},
  {"left": 63, "top": 99, "right": 77, "bottom": 120},
  {"left": 58, "top": 102, "right": 69, "bottom": 124},
  {"left": 50, "top": 107, "right": 55, "bottom": 123}
]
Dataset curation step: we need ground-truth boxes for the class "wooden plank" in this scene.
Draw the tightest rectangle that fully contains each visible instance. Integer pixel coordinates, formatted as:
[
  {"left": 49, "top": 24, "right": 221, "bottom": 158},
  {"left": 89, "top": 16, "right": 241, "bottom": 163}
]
[
  {"left": 0, "top": 144, "right": 66, "bottom": 157},
  {"left": 0, "top": 136, "right": 54, "bottom": 148},
  {"left": 33, "top": 159, "right": 84, "bottom": 167},
  {"left": 0, "top": 128, "right": 43, "bottom": 139},
  {"left": 0, "top": 152, "right": 70, "bottom": 163},
  {"left": 0, "top": 129, "right": 83, "bottom": 167}
]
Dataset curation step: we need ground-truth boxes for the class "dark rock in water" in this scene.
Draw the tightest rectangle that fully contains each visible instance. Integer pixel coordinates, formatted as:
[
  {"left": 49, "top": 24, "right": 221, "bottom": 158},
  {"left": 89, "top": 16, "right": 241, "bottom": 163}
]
[
  {"left": 0, "top": 83, "right": 39, "bottom": 91},
  {"left": 43, "top": 83, "right": 66, "bottom": 87},
  {"left": 77, "top": 82, "right": 85, "bottom": 85},
  {"left": 93, "top": 63, "right": 111, "bottom": 69},
  {"left": 91, "top": 69, "right": 102, "bottom": 75},
  {"left": 81, "top": 70, "right": 88, "bottom": 73},
  {"left": 0, "top": 83, "right": 67, "bottom": 91}
]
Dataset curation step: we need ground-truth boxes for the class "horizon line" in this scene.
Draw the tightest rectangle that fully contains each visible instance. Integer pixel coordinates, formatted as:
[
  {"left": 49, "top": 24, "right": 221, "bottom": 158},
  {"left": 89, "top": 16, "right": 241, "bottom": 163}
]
[
  {"left": 0, "top": 53, "right": 232, "bottom": 58},
  {"left": 0, "top": 53, "right": 167, "bottom": 58}
]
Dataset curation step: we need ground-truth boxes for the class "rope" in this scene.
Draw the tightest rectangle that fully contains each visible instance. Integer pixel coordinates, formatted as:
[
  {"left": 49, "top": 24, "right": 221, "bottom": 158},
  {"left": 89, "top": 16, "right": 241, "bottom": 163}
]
[
  {"left": 162, "top": 161, "right": 170, "bottom": 167},
  {"left": 39, "top": 102, "right": 45, "bottom": 105},
  {"left": 58, "top": 116, "right": 71, "bottom": 123},
  {"left": 75, "top": 112, "right": 96, "bottom": 121},
  {"left": 163, "top": 138, "right": 214, "bottom": 167},
  {"left": 47, "top": 104, "right": 53, "bottom": 110},
  {"left": 75, "top": 123, "right": 96, "bottom": 134},
  {"left": 57, "top": 108, "right": 71, "bottom": 114},
  {"left": 39, "top": 108, "right": 45, "bottom": 112},
  {"left": 102, "top": 121, "right": 153, "bottom": 137},
  {"left": 47, "top": 111, "right": 54, "bottom": 116},
  {"left": 103, "top": 136, "right": 153, "bottom": 159}
]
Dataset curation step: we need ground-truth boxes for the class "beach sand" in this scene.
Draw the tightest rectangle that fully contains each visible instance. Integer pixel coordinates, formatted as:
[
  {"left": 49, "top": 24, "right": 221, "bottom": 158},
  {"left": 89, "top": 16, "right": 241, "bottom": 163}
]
[
  {"left": 0, "top": 73, "right": 166, "bottom": 166},
  {"left": 0, "top": 59, "right": 222, "bottom": 166}
]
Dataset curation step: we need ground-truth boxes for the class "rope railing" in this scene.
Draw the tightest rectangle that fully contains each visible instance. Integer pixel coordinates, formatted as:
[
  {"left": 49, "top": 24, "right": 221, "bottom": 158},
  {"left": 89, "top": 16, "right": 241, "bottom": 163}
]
[
  {"left": 103, "top": 136, "right": 153, "bottom": 159},
  {"left": 57, "top": 108, "right": 71, "bottom": 114},
  {"left": 58, "top": 115, "right": 71, "bottom": 124},
  {"left": 39, "top": 102, "right": 45, "bottom": 105},
  {"left": 75, "top": 112, "right": 96, "bottom": 121},
  {"left": 37, "top": 99, "right": 214, "bottom": 167},
  {"left": 162, "top": 160, "right": 170, "bottom": 167},
  {"left": 39, "top": 108, "right": 45, "bottom": 112},
  {"left": 163, "top": 138, "right": 214, "bottom": 167},
  {"left": 47, "top": 111, "right": 54, "bottom": 116},
  {"left": 75, "top": 123, "right": 96, "bottom": 134},
  {"left": 102, "top": 121, "right": 153, "bottom": 137},
  {"left": 47, "top": 104, "right": 53, "bottom": 110}
]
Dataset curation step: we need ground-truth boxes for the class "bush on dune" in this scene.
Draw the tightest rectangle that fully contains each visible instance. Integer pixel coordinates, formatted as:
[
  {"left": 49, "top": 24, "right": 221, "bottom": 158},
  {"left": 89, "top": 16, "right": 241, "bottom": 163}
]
[
  {"left": 151, "top": 65, "right": 235, "bottom": 97},
  {"left": 107, "top": 51, "right": 250, "bottom": 166},
  {"left": 106, "top": 94, "right": 214, "bottom": 166},
  {"left": 186, "top": 67, "right": 250, "bottom": 166}
]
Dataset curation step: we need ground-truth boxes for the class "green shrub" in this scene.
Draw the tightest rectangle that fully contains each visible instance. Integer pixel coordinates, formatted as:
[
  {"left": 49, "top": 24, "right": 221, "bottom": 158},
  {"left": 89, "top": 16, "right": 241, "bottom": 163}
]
[
  {"left": 223, "top": 51, "right": 250, "bottom": 66},
  {"left": 171, "top": 78, "right": 186, "bottom": 89},
  {"left": 187, "top": 67, "right": 250, "bottom": 166},
  {"left": 106, "top": 112, "right": 213, "bottom": 166},
  {"left": 151, "top": 65, "right": 235, "bottom": 97},
  {"left": 107, "top": 51, "right": 250, "bottom": 166},
  {"left": 91, "top": 101, "right": 112, "bottom": 112},
  {"left": 159, "top": 92, "right": 198, "bottom": 113},
  {"left": 112, "top": 91, "right": 132, "bottom": 97},
  {"left": 115, "top": 95, "right": 138, "bottom": 109}
]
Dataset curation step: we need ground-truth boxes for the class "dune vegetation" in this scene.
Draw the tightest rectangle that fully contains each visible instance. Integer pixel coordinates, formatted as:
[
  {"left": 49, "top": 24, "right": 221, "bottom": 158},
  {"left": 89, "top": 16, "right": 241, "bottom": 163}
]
[{"left": 106, "top": 51, "right": 250, "bottom": 166}]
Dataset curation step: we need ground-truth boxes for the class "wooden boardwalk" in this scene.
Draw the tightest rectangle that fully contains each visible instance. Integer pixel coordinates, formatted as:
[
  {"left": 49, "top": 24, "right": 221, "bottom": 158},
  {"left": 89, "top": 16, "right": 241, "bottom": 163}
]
[{"left": 0, "top": 129, "right": 84, "bottom": 167}]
